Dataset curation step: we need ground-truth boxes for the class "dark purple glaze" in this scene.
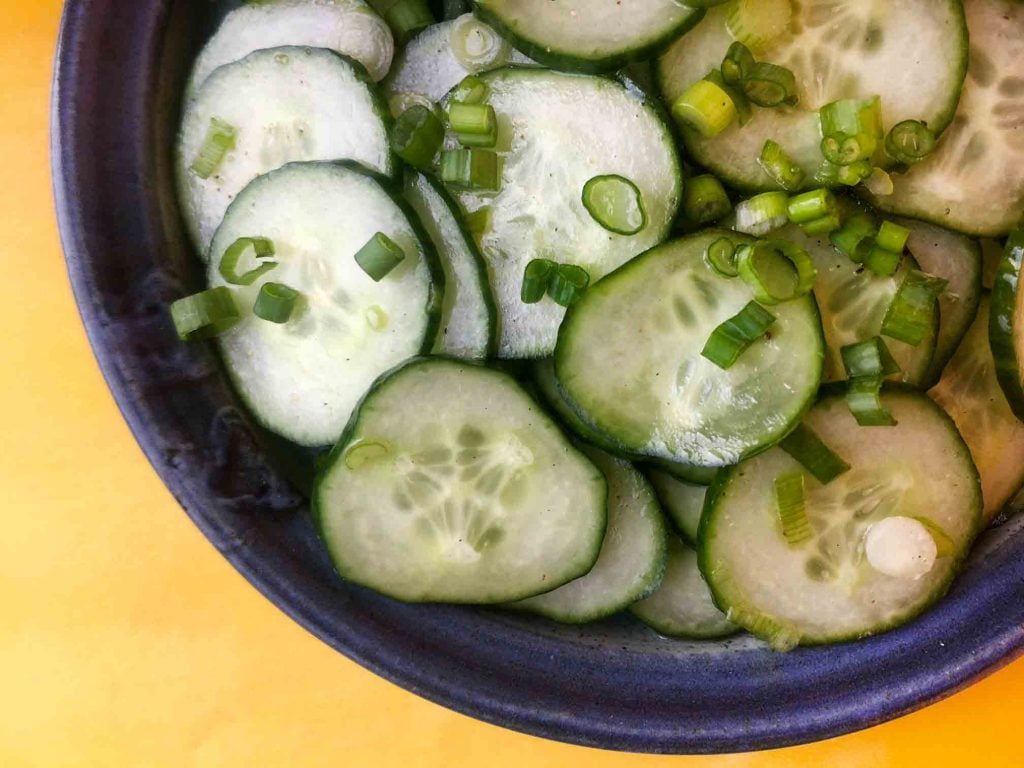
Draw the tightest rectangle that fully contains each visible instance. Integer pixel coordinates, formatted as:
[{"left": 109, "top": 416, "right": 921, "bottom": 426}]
[{"left": 51, "top": 0, "right": 1024, "bottom": 753}]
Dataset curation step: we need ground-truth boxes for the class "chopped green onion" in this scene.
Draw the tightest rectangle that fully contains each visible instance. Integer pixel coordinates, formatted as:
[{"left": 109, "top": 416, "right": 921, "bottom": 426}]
[
  {"left": 521, "top": 258, "right": 556, "bottom": 304},
  {"left": 671, "top": 78, "right": 737, "bottom": 138},
  {"left": 725, "top": 606, "right": 801, "bottom": 652},
  {"left": 881, "top": 269, "right": 948, "bottom": 346},
  {"left": 379, "top": 0, "right": 433, "bottom": 44},
  {"left": 758, "top": 139, "right": 806, "bottom": 191},
  {"left": 737, "top": 239, "right": 817, "bottom": 305},
  {"left": 582, "top": 175, "right": 647, "bottom": 236},
  {"left": 840, "top": 337, "right": 901, "bottom": 379},
  {"left": 884, "top": 119, "right": 936, "bottom": 166},
  {"left": 816, "top": 158, "right": 873, "bottom": 187},
  {"left": 170, "top": 287, "right": 241, "bottom": 341},
  {"left": 700, "top": 301, "right": 776, "bottom": 369},
  {"left": 390, "top": 105, "right": 444, "bottom": 170},
  {"left": 779, "top": 424, "right": 850, "bottom": 485},
  {"left": 829, "top": 212, "right": 877, "bottom": 262},
  {"left": 863, "top": 245, "right": 902, "bottom": 277},
  {"left": 464, "top": 206, "right": 491, "bottom": 239},
  {"left": 786, "top": 188, "right": 836, "bottom": 224},
  {"left": 218, "top": 236, "right": 277, "bottom": 286},
  {"left": 799, "top": 212, "right": 842, "bottom": 236},
  {"left": 725, "top": 0, "right": 793, "bottom": 53},
  {"left": 741, "top": 62, "right": 798, "bottom": 107},
  {"left": 439, "top": 148, "right": 500, "bottom": 190},
  {"left": 449, "top": 12, "right": 510, "bottom": 72},
  {"left": 451, "top": 75, "right": 488, "bottom": 105},
  {"left": 818, "top": 97, "right": 882, "bottom": 165},
  {"left": 876, "top": 220, "right": 911, "bottom": 253},
  {"left": 448, "top": 102, "right": 496, "bottom": 135},
  {"left": 705, "top": 69, "right": 752, "bottom": 125},
  {"left": 682, "top": 174, "right": 732, "bottom": 224},
  {"left": 354, "top": 232, "right": 406, "bottom": 281},
  {"left": 253, "top": 282, "right": 301, "bottom": 324},
  {"left": 189, "top": 117, "right": 236, "bottom": 179},
  {"left": 733, "top": 191, "right": 790, "bottom": 236},
  {"left": 387, "top": 91, "right": 436, "bottom": 120},
  {"left": 862, "top": 167, "right": 894, "bottom": 196},
  {"left": 548, "top": 264, "right": 590, "bottom": 307},
  {"left": 705, "top": 237, "right": 739, "bottom": 277},
  {"left": 774, "top": 471, "right": 812, "bottom": 546},
  {"left": 721, "top": 41, "right": 755, "bottom": 84},
  {"left": 456, "top": 127, "right": 497, "bottom": 148},
  {"left": 846, "top": 375, "right": 896, "bottom": 427}
]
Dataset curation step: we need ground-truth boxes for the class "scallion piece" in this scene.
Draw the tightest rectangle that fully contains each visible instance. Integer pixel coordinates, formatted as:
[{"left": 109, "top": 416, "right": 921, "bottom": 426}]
[
  {"left": 548, "top": 264, "right": 590, "bottom": 307},
  {"left": 721, "top": 41, "right": 755, "bottom": 84},
  {"left": 169, "top": 287, "right": 241, "bottom": 341},
  {"left": 189, "top": 117, "right": 236, "bottom": 179},
  {"left": 700, "top": 301, "right": 776, "bottom": 370},
  {"left": 380, "top": 0, "right": 433, "bottom": 44},
  {"left": 391, "top": 105, "right": 444, "bottom": 169},
  {"left": 705, "top": 237, "right": 739, "bottom": 277},
  {"left": 741, "top": 62, "right": 798, "bottom": 108},
  {"left": 786, "top": 188, "right": 836, "bottom": 224},
  {"left": 218, "top": 236, "right": 277, "bottom": 286},
  {"left": 863, "top": 245, "right": 902, "bottom": 277},
  {"left": 582, "top": 175, "right": 647, "bottom": 236},
  {"left": 671, "top": 78, "right": 736, "bottom": 139},
  {"left": 884, "top": 119, "right": 936, "bottom": 166},
  {"left": 682, "top": 174, "right": 732, "bottom": 224},
  {"left": 846, "top": 375, "right": 896, "bottom": 427},
  {"left": 354, "top": 232, "right": 406, "bottom": 282},
  {"left": 829, "top": 212, "right": 877, "bottom": 262},
  {"left": 521, "top": 258, "right": 556, "bottom": 304},
  {"left": 733, "top": 191, "right": 790, "bottom": 236},
  {"left": 800, "top": 212, "right": 843, "bottom": 236},
  {"left": 705, "top": 69, "right": 752, "bottom": 126},
  {"left": 758, "top": 139, "right": 806, "bottom": 191},
  {"left": 779, "top": 424, "right": 850, "bottom": 485},
  {"left": 737, "top": 239, "right": 817, "bottom": 305},
  {"left": 725, "top": 0, "right": 793, "bottom": 53},
  {"left": 818, "top": 97, "right": 882, "bottom": 165},
  {"left": 774, "top": 472, "right": 812, "bottom": 546},
  {"left": 876, "top": 221, "right": 911, "bottom": 253},
  {"left": 840, "top": 337, "right": 901, "bottom": 380},
  {"left": 448, "top": 102, "right": 496, "bottom": 135},
  {"left": 451, "top": 75, "right": 488, "bottom": 105},
  {"left": 464, "top": 206, "right": 491, "bottom": 239},
  {"left": 455, "top": 127, "right": 497, "bottom": 148},
  {"left": 449, "top": 12, "right": 510, "bottom": 72},
  {"left": 439, "top": 148, "right": 500, "bottom": 190},
  {"left": 253, "top": 282, "right": 301, "bottom": 324},
  {"left": 881, "top": 269, "right": 948, "bottom": 347}
]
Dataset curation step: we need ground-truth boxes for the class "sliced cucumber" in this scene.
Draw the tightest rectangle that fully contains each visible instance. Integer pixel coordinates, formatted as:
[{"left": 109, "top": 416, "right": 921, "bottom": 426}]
[
  {"left": 990, "top": 233, "right": 1024, "bottom": 417},
  {"left": 443, "top": 67, "right": 682, "bottom": 358},
  {"left": 472, "top": 0, "right": 703, "bottom": 73},
  {"left": 630, "top": 535, "right": 737, "bottom": 640},
  {"left": 867, "top": 0, "right": 1024, "bottom": 236},
  {"left": 701, "top": 390, "right": 982, "bottom": 649},
  {"left": 177, "top": 47, "right": 394, "bottom": 254},
  {"left": 897, "top": 217, "right": 982, "bottom": 386},
  {"left": 657, "top": 0, "right": 968, "bottom": 191},
  {"left": 186, "top": 0, "right": 394, "bottom": 95},
  {"left": 383, "top": 18, "right": 533, "bottom": 107},
  {"left": 555, "top": 231, "right": 824, "bottom": 468},
  {"left": 646, "top": 469, "right": 705, "bottom": 545},
  {"left": 777, "top": 223, "right": 937, "bottom": 387},
  {"left": 209, "top": 162, "right": 440, "bottom": 447},
  {"left": 404, "top": 171, "right": 497, "bottom": 359},
  {"left": 313, "top": 358, "right": 608, "bottom": 603},
  {"left": 511, "top": 446, "right": 667, "bottom": 623},
  {"left": 931, "top": 296, "right": 1024, "bottom": 523}
]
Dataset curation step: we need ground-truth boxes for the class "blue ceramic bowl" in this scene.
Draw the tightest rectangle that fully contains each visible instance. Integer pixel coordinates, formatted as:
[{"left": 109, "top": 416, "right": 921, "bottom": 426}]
[{"left": 52, "top": 0, "right": 1024, "bottom": 754}]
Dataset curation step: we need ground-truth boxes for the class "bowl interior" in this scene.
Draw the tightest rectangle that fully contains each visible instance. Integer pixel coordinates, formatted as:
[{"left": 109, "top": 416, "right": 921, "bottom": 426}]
[{"left": 52, "top": 0, "right": 1024, "bottom": 754}]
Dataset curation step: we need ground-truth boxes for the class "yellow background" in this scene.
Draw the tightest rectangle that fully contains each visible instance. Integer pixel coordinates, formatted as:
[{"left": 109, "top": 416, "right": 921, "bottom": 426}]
[{"left": 3, "top": 2, "right": 1022, "bottom": 765}]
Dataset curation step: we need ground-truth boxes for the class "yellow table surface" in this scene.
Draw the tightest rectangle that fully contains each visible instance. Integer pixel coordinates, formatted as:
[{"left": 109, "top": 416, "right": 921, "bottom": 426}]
[{"left": 3, "top": 3, "right": 1023, "bottom": 765}]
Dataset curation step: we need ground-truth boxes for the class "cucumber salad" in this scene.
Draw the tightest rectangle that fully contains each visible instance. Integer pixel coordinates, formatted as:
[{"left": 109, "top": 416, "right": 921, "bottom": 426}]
[{"left": 169, "top": 0, "right": 1024, "bottom": 650}]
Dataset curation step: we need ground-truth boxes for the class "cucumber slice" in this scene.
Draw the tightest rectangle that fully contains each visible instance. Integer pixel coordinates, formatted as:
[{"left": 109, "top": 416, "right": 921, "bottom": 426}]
[
  {"left": 555, "top": 231, "right": 824, "bottom": 468},
  {"left": 208, "top": 162, "right": 440, "bottom": 447},
  {"left": 313, "top": 358, "right": 608, "bottom": 603},
  {"left": 404, "top": 171, "right": 497, "bottom": 359},
  {"left": 177, "top": 47, "right": 394, "bottom": 254},
  {"left": 630, "top": 535, "right": 737, "bottom": 640},
  {"left": 657, "top": 0, "right": 968, "bottom": 191},
  {"left": 646, "top": 469, "right": 705, "bottom": 545},
  {"left": 443, "top": 67, "right": 682, "bottom": 358},
  {"left": 990, "top": 233, "right": 1024, "bottom": 417},
  {"left": 186, "top": 0, "right": 394, "bottom": 94},
  {"left": 777, "top": 223, "right": 937, "bottom": 387},
  {"left": 931, "top": 296, "right": 1024, "bottom": 523},
  {"left": 472, "top": 0, "right": 704, "bottom": 73},
  {"left": 383, "top": 18, "right": 534, "bottom": 107},
  {"left": 701, "top": 390, "right": 982, "bottom": 649},
  {"left": 511, "top": 447, "right": 667, "bottom": 623},
  {"left": 866, "top": 0, "right": 1024, "bottom": 236},
  {"left": 897, "top": 217, "right": 982, "bottom": 386}
]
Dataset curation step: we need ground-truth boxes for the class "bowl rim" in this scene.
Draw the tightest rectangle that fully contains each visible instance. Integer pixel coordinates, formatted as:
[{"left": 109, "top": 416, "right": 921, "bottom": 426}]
[{"left": 50, "top": 0, "right": 1024, "bottom": 755}]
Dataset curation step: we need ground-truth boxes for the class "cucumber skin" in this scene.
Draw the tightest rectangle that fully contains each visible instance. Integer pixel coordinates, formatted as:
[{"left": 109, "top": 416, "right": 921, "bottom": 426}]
[
  {"left": 989, "top": 237, "right": 1024, "bottom": 419},
  {"left": 216, "top": 161, "right": 446, "bottom": 448},
  {"left": 311, "top": 356, "right": 610, "bottom": 604},
  {"left": 470, "top": 3, "right": 705, "bottom": 74},
  {"left": 697, "top": 387, "right": 984, "bottom": 648}
]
